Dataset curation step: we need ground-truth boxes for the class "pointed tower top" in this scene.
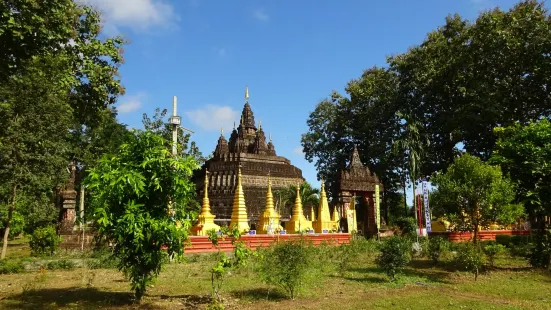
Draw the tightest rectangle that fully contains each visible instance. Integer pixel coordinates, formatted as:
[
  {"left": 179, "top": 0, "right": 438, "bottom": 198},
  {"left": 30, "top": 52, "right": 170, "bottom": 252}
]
[
  {"left": 350, "top": 144, "right": 364, "bottom": 168},
  {"left": 269, "top": 133, "right": 272, "bottom": 142},
  {"left": 233, "top": 121, "right": 236, "bottom": 130},
  {"left": 245, "top": 86, "right": 249, "bottom": 101},
  {"left": 220, "top": 127, "right": 224, "bottom": 135},
  {"left": 258, "top": 120, "right": 262, "bottom": 130},
  {"left": 204, "top": 169, "right": 209, "bottom": 199}
]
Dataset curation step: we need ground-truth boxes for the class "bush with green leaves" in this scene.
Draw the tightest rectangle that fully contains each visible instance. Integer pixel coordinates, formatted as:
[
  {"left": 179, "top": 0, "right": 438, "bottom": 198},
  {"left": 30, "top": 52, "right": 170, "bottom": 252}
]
[
  {"left": 428, "top": 236, "right": 449, "bottom": 264},
  {"left": 495, "top": 234, "right": 511, "bottom": 247},
  {"left": 376, "top": 236, "right": 411, "bottom": 280},
  {"left": 85, "top": 131, "right": 199, "bottom": 301},
  {"left": 529, "top": 231, "right": 551, "bottom": 269},
  {"left": 454, "top": 242, "right": 485, "bottom": 280},
  {"left": 46, "top": 259, "right": 76, "bottom": 270},
  {"left": 394, "top": 217, "right": 417, "bottom": 237},
  {"left": 29, "top": 226, "right": 61, "bottom": 256},
  {"left": 0, "top": 259, "right": 25, "bottom": 274},
  {"left": 483, "top": 243, "right": 506, "bottom": 268},
  {"left": 258, "top": 238, "right": 314, "bottom": 299}
]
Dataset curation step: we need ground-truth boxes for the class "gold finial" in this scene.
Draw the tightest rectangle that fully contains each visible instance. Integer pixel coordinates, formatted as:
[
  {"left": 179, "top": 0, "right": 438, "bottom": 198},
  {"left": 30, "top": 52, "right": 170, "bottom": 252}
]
[
  {"left": 233, "top": 121, "right": 236, "bottom": 130},
  {"left": 204, "top": 169, "right": 209, "bottom": 198},
  {"left": 245, "top": 86, "right": 249, "bottom": 101},
  {"left": 269, "top": 133, "right": 272, "bottom": 142},
  {"left": 258, "top": 120, "right": 262, "bottom": 130}
]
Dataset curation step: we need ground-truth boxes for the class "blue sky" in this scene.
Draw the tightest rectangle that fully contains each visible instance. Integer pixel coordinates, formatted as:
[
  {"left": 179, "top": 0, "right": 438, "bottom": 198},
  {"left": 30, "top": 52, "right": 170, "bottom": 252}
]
[{"left": 85, "top": 0, "right": 524, "bottom": 192}]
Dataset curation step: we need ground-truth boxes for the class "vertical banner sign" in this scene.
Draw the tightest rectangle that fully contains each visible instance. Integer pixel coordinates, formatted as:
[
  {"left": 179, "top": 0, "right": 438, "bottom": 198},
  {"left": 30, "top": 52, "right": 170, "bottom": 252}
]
[
  {"left": 422, "top": 181, "right": 432, "bottom": 233},
  {"left": 375, "top": 185, "right": 380, "bottom": 230},
  {"left": 347, "top": 196, "right": 355, "bottom": 233}
]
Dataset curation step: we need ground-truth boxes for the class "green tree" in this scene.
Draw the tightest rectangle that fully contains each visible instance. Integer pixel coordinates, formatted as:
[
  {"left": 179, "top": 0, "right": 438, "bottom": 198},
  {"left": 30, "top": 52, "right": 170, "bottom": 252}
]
[
  {"left": 85, "top": 130, "right": 199, "bottom": 301},
  {"left": 490, "top": 120, "right": 551, "bottom": 227},
  {"left": 431, "top": 154, "right": 524, "bottom": 243},
  {"left": 0, "top": 55, "right": 73, "bottom": 259}
]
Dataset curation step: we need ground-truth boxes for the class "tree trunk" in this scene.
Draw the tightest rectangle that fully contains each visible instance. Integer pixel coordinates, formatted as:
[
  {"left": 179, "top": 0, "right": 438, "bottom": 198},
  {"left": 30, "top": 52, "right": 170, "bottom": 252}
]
[
  {"left": 413, "top": 181, "right": 417, "bottom": 221},
  {"left": 1, "top": 185, "right": 17, "bottom": 259},
  {"left": 402, "top": 179, "right": 408, "bottom": 216}
]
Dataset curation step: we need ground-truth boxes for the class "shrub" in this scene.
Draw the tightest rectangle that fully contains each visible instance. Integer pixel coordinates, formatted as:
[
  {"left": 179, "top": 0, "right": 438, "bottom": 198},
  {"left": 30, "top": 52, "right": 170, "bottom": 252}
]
[
  {"left": 46, "top": 259, "right": 76, "bottom": 270},
  {"left": 428, "top": 236, "right": 449, "bottom": 264},
  {"left": 376, "top": 236, "right": 411, "bottom": 280},
  {"left": 495, "top": 234, "right": 511, "bottom": 247},
  {"left": 394, "top": 217, "right": 417, "bottom": 237},
  {"left": 529, "top": 231, "right": 551, "bottom": 269},
  {"left": 258, "top": 239, "right": 314, "bottom": 299},
  {"left": 29, "top": 226, "right": 61, "bottom": 256},
  {"left": 483, "top": 243, "right": 506, "bottom": 268},
  {"left": 0, "top": 259, "right": 25, "bottom": 274},
  {"left": 454, "top": 242, "right": 485, "bottom": 280}
]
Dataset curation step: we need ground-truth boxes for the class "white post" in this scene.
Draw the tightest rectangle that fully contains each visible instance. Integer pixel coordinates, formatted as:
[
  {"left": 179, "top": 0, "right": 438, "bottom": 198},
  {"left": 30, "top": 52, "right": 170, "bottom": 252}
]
[
  {"left": 172, "top": 96, "right": 178, "bottom": 156},
  {"left": 80, "top": 186, "right": 85, "bottom": 251}
]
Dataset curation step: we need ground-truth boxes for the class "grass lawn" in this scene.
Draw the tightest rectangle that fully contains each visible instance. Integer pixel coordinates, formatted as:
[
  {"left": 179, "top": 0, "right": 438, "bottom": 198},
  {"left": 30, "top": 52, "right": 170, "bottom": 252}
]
[{"left": 1, "top": 238, "right": 550, "bottom": 310}]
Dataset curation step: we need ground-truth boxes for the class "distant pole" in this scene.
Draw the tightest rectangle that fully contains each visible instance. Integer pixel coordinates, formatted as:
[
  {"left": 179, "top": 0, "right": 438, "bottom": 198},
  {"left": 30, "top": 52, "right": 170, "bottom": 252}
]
[
  {"left": 80, "top": 185, "right": 85, "bottom": 251},
  {"left": 171, "top": 96, "right": 178, "bottom": 156}
]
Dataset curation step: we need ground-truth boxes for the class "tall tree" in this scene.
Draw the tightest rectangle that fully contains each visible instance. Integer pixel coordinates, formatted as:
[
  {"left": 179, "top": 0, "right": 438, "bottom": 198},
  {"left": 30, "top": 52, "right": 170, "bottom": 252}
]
[
  {"left": 490, "top": 119, "right": 551, "bottom": 228},
  {"left": 431, "top": 154, "right": 524, "bottom": 243},
  {"left": 0, "top": 55, "right": 73, "bottom": 258},
  {"left": 85, "top": 130, "right": 199, "bottom": 301}
]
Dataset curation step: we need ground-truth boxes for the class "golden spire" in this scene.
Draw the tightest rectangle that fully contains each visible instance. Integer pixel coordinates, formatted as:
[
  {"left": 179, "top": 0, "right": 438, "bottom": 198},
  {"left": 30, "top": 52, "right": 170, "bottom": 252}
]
[
  {"left": 313, "top": 178, "right": 334, "bottom": 233},
  {"left": 192, "top": 169, "right": 220, "bottom": 235},
  {"left": 245, "top": 86, "right": 249, "bottom": 101},
  {"left": 221, "top": 127, "right": 224, "bottom": 136},
  {"left": 258, "top": 120, "right": 262, "bottom": 130},
  {"left": 258, "top": 171, "right": 283, "bottom": 234},
  {"left": 230, "top": 164, "right": 250, "bottom": 232},
  {"left": 269, "top": 133, "right": 272, "bottom": 142},
  {"left": 233, "top": 121, "right": 236, "bottom": 130}
]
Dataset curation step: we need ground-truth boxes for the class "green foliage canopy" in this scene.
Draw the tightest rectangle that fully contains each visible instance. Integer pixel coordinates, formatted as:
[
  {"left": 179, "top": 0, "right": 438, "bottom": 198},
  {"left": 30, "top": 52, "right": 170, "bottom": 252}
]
[
  {"left": 431, "top": 154, "right": 524, "bottom": 242},
  {"left": 85, "top": 130, "right": 199, "bottom": 301}
]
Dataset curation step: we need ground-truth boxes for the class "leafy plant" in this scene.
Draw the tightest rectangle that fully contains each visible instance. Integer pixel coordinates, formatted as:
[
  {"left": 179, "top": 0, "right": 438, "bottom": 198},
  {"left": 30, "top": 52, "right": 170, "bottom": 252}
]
[
  {"left": 483, "top": 243, "right": 505, "bottom": 268},
  {"left": 85, "top": 131, "right": 199, "bottom": 301},
  {"left": 0, "top": 259, "right": 25, "bottom": 274},
  {"left": 258, "top": 238, "right": 314, "bottom": 299},
  {"left": 394, "top": 217, "right": 418, "bottom": 237},
  {"left": 428, "top": 236, "right": 449, "bottom": 264},
  {"left": 46, "top": 259, "right": 76, "bottom": 271},
  {"left": 29, "top": 226, "right": 61, "bottom": 257},
  {"left": 454, "top": 242, "right": 485, "bottom": 280},
  {"left": 529, "top": 231, "right": 551, "bottom": 269},
  {"left": 208, "top": 226, "right": 252, "bottom": 305},
  {"left": 376, "top": 236, "right": 411, "bottom": 281}
]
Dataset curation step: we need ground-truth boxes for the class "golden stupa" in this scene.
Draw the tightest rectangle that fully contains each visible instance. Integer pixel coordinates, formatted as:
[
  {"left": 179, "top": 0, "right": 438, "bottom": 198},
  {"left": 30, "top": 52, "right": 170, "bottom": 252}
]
[
  {"left": 313, "top": 180, "right": 336, "bottom": 233},
  {"left": 229, "top": 164, "right": 250, "bottom": 232},
  {"left": 192, "top": 169, "right": 221, "bottom": 236},
  {"left": 257, "top": 173, "right": 284, "bottom": 234},
  {"left": 285, "top": 183, "right": 312, "bottom": 233}
]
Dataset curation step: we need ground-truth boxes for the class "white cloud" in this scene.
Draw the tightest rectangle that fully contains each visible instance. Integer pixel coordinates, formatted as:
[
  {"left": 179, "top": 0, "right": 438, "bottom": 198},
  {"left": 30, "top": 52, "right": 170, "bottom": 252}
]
[
  {"left": 78, "top": 0, "right": 176, "bottom": 32},
  {"left": 252, "top": 9, "right": 269, "bottom": 22},
  {"left": 117, "top": 93, "right": 145, "bottom": 113},
  {"left": 293, "top": 146, "right": 304, "bottom": 155},
  {"left": 185, "top": 105, "right": 239, "bottom": 131}
]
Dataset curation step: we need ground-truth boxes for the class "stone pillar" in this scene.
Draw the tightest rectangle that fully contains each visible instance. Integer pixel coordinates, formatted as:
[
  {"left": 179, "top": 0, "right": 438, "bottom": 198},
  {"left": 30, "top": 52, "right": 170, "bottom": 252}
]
[
  {"left": 363, "top": 192, "right": 377, "bottom": 237},
  {"left": 59, "top": 162, "right": 78, "bottom": 234}
]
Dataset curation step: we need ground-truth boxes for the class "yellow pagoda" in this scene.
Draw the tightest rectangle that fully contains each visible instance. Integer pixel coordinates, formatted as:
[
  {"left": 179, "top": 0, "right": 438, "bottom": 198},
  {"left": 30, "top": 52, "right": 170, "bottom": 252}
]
[
  {"left": 286, "top": 183, "right": 312, "bottom": 233},
  {"left": 229, "top": 165, "right": 250, "bottom": 232},
  {"left": 257, "top": 173, "right": 284, "bottom": 234},
  {"left": 313, "top": 180, "right": 336, "bottom": 233},
  {"left": 192, "top": 169, "right": 220, "bottom": 236}
]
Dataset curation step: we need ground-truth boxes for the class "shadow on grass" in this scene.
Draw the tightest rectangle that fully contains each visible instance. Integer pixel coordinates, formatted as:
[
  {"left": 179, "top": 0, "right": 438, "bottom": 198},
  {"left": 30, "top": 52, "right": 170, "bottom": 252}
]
[
  {"left": 231, "top": 287, "right": 288, "bottom": 301},
  {"left": 152, "top": 294, "right": 212, "bottom": 308},
  {"left": 348, "top": 264, "right": 452, "bottom": 284},
  {"left": 5, "top": 287, "right": 141, "bottom": 310}
]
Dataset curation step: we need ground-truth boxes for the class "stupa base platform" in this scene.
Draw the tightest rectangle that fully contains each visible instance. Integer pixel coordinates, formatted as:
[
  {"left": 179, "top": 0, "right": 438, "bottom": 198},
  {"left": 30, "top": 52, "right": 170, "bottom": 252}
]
[{"left": 184, "top": 233, "right": 351, "bottom": 254}]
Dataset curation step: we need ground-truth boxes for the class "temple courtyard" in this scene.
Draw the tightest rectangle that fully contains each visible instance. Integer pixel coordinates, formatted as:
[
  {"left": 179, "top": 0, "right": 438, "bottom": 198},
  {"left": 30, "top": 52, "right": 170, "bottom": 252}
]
[{"left": 0, "top": 238, "right": 549, "bottom": 310}]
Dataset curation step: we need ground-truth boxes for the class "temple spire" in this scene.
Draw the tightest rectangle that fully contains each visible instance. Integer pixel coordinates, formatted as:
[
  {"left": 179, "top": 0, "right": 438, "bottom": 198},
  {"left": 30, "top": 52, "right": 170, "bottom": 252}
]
[
  {"left": 230, "top": 164, "right": 250, "bottom": 232},
  {"left": 221, "top": 127, "right": 224, "bottom": 135},
  {"left": 286, "top": 181, "right": 312, "bottom": 233},
  {"left": 245, "top": 86, "right": 249, "bottom": 101},
  {"left": 192, "top": 169, "right": 220, "bottom": 236},
  {"left": 313, "top": 179, "right": 336, "bottom": 233},
  {"left": 258, "top": 171, "right": 283, "bottom": 234}
]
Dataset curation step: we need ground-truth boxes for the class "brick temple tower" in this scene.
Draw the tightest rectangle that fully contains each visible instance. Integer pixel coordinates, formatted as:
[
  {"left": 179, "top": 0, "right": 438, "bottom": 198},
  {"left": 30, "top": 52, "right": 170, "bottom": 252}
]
[{"left": 193, "top": 87, "right": 304, "bottom": 228}]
